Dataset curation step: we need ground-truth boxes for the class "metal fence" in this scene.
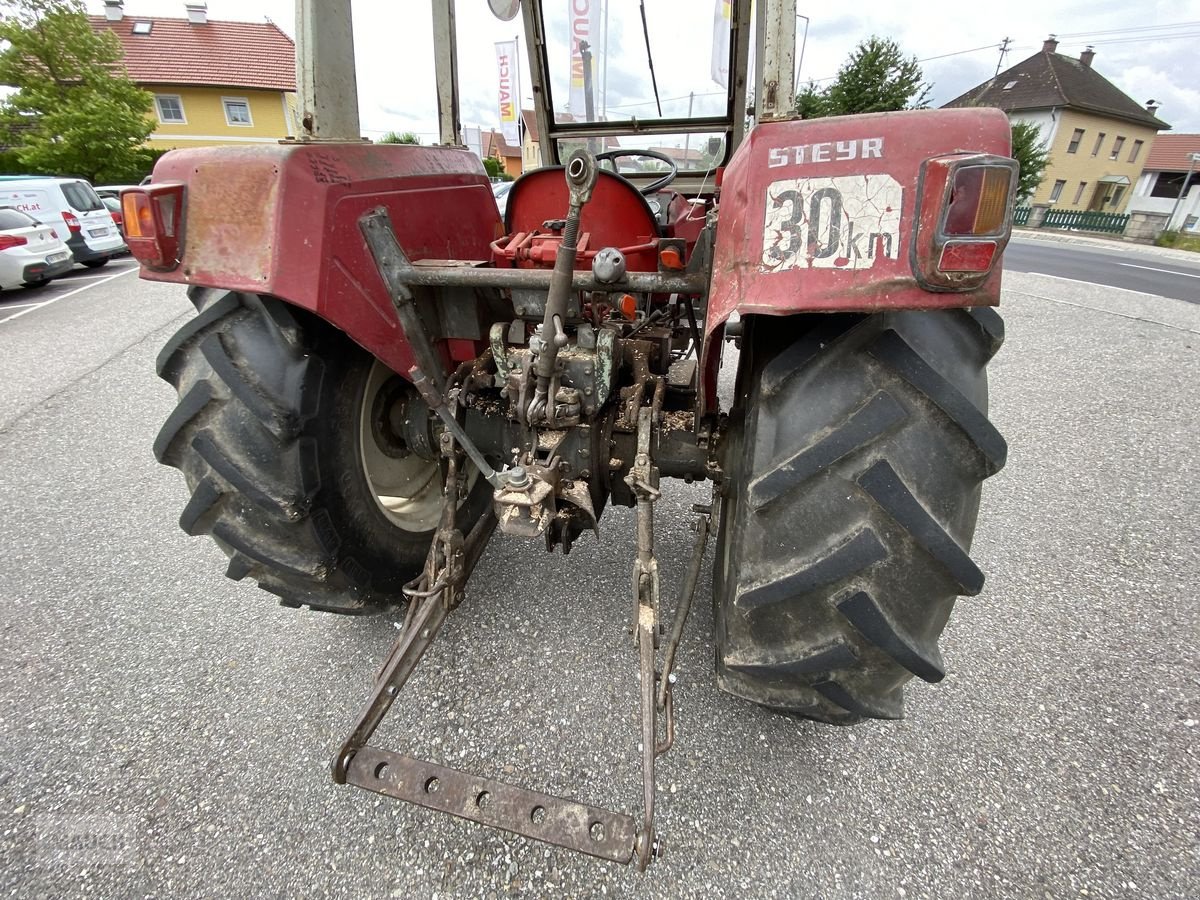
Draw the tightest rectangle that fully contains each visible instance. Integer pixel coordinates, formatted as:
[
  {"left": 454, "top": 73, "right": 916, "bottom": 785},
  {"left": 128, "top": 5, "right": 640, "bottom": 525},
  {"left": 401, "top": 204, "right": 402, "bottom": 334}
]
[
  {"left": 1041, "top": 208, "right": 1130, "bottom": 234},
  {"left": 1014, "top": 206, "right": 1031, "bottom": 226}
]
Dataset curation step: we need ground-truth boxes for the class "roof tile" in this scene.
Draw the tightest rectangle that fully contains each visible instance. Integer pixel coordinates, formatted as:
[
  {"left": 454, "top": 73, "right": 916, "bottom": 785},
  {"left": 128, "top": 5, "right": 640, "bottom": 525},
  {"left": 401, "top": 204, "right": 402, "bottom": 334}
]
[
  {"left": 89, "top": 15, "right": 295, "bottom": 92},
  {"left": 944, "top": 50, "right": 1169, "bottom": 131},
  {"left": 1143, "top": 134, "right": 1200, "bottom": 171}
]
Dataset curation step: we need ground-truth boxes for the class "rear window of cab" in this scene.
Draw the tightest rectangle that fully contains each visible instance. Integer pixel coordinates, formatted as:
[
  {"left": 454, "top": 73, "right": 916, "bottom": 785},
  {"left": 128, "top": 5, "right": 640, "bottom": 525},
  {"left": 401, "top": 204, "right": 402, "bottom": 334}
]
[{"left": 61, "top": 181, "right": 104, "bottom": 211}]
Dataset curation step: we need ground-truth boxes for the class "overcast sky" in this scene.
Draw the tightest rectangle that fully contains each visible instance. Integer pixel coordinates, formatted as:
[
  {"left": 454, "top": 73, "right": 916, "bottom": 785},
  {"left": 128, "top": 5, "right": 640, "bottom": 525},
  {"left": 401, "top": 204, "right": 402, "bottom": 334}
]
[{"left": 90, "top": 1, "right": 1200, "bottom": 137}]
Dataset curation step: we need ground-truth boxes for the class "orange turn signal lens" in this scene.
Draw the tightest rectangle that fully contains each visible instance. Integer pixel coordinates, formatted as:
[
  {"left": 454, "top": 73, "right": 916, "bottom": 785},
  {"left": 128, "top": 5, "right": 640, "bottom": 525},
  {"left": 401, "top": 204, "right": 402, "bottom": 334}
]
[
  {"left": 122, "top": 191, "right": 154, "bottom": 239},
  {"left": 944, "top": 165, "right": 1012, "bottom": 236},
  {"left": 122, "top": 183, "right": 185, "bottom": 271}
]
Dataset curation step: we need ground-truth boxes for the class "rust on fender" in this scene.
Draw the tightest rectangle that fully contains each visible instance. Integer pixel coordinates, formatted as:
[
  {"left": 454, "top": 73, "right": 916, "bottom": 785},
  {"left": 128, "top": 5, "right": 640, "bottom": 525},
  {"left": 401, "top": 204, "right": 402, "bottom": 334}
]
[{"left": 143, "top": 143, "right": 502, "bottom": 378}]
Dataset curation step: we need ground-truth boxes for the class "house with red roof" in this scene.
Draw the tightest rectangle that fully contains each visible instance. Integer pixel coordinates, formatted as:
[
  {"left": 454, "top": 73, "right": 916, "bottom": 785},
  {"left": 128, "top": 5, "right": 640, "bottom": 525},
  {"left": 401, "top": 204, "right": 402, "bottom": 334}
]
[
  {"left": 1129, "top": 133, "right": 1200, "bottom": 231},
  {"left": 483, "top": 129, "right": 522, "bottom": 177},
  {"left": 90, "top": 1, "right": 296, "bottom": 150}
]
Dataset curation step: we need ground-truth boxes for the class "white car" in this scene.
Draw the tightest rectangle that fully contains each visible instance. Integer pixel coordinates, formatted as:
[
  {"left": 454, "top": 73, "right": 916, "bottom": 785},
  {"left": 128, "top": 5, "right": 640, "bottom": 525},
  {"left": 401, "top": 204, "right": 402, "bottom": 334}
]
[
  {"left": 0, "top": 207, "right": 73, "bottom": 290},
  {"left": 493, "top": 180, "right": 513, "bottom": 218},
  {"left": 0, "top": 178, "right": 126, "bottom": 268}
]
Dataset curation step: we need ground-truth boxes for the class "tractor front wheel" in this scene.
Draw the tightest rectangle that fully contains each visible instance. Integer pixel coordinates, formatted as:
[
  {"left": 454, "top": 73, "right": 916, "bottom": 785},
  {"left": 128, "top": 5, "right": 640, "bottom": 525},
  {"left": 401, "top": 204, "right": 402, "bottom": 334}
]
[
  {"left": 714, "top": 309, "right": 1007, "bottom": 723},
  {"left": 153, "top": 288, "right": 491, "bottom": 613}
]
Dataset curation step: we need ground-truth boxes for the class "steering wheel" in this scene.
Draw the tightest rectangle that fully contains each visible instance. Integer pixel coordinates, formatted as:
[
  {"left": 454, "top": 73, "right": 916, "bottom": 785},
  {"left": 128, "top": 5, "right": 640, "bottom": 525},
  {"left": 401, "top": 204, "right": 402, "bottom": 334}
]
[{"left": 593, "top": 148, "right": 679, "bottom": 195}]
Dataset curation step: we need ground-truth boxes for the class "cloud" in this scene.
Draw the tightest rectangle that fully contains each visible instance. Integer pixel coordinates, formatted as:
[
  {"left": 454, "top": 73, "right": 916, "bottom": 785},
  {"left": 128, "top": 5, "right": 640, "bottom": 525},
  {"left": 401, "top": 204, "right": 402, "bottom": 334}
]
[{"left": 92, "top": 0, "right": 1200, "bottom": 139}]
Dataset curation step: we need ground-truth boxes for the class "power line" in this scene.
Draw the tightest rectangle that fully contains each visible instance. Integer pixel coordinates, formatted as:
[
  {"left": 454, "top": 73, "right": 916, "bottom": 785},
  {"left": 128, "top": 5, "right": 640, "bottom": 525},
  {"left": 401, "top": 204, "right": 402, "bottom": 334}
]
[
  {"left": 1054, "top": 20, "right": 1200, "bottom": 39},
  {"left": 1057, "top": 32, "right": 1200, "bottom": 47},
  {"left": 805, "top": 41, "right": 1004, "bottom": 84},
  {"left": 607, "top": 91, "right": 725, "bottom": 112}
]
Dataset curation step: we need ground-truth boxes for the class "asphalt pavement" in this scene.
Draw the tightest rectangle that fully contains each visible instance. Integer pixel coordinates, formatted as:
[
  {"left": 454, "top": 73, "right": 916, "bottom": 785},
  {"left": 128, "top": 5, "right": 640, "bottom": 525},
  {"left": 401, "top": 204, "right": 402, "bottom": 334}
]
[
  {"left": 0, "top": 248, "right": 1196, "bottom": 898},
  {"left": 1005, "top": 236, "right": 1200, "bottom": 304}
]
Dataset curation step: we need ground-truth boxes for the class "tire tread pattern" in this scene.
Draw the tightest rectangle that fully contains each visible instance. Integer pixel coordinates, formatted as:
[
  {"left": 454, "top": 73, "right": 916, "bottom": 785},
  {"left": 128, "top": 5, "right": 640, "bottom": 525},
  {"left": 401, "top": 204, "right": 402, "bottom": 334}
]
[
  {"left": 155, "top": 290, "right": 384, "bottom": 613},
  {"left": 715, "top": 310, "right": 1006, "bottom": 723}
]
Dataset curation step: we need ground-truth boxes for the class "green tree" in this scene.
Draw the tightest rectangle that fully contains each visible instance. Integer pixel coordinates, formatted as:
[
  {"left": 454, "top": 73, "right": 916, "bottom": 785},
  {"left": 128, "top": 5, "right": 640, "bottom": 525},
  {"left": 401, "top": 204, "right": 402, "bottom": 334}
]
[
  {"left": 0, "top": 0, "right": 155, "bottom": 182},
  {"left": 793, "top": 81, "right": 827, "bottom": 119},
  {"left": 795, "top": 37, "right": 930, "bottom": 118},
  {"left": 379, "top": 130, "right": 421, "bottom": 145},
  {"left": 482, "top": 155, "right": 503, "bottom": 178},
  {"left": 1010, "top": 121, "right": 1049, "bottom": 203}
]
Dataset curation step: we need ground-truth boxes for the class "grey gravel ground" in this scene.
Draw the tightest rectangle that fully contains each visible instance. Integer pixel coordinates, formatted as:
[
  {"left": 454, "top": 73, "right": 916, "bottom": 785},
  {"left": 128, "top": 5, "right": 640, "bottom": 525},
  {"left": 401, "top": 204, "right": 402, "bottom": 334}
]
[{"left": 0, "top": 269, "right": 1196, "bottom": 899}]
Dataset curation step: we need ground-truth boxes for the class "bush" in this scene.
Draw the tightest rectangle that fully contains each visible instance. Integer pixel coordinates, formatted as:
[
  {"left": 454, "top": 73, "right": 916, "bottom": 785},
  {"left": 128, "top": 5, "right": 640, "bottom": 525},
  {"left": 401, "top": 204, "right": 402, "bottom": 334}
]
[{"left": 1154, "top": 230, "right": 1200, "bottom": 252}]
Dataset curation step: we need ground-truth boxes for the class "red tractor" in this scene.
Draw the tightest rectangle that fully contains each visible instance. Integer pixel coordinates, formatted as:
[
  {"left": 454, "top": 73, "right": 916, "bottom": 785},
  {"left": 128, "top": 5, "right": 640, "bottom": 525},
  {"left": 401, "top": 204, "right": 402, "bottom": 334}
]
[{"left": 127, "top": 0, "right": 1012, "bottom": 869}]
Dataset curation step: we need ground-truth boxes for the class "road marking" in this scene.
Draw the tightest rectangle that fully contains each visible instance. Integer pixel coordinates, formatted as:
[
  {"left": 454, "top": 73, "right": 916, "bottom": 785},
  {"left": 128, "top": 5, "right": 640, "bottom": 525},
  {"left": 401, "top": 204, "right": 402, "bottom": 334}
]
[
  {"left": 0, "top": 301, "right": 45, "bottom": 311},
  {"left": 0, "top": 265, "right": 139, "bottom": 325},
  {"left": 1117, "top": 262, "right": 1200, "bottom": 279},
  {"left": 1020, "top": 272, "right": 1162, "bottom": 300}
]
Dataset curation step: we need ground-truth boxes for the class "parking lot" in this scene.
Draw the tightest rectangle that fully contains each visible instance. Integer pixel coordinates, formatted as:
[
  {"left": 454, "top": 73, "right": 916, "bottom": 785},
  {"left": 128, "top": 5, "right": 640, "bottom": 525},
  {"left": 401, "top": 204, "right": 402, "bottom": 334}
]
[
  {"left": 0, "top": 256, "right": 139, "bottom": 326},
  {"left": 0, "top": 262, "right": 1196, "bottom": 898}
]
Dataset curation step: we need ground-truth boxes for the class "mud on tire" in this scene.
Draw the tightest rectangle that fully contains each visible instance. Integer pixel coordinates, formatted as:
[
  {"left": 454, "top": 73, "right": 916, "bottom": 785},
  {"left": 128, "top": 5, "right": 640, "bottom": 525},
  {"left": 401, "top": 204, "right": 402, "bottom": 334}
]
[
  {"left": 714, "top": 308, "right": 1006, "bottom": 723},
  {"left": 154, "top": 288, "right": 491, "bottom": 613}
]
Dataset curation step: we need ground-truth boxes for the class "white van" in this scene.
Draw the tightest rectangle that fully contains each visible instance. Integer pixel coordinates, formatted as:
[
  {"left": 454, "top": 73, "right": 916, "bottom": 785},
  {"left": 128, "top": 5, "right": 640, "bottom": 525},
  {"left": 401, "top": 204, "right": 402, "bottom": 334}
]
[{"left": 0, "top": 178, "right": 126, "bottom": 267}]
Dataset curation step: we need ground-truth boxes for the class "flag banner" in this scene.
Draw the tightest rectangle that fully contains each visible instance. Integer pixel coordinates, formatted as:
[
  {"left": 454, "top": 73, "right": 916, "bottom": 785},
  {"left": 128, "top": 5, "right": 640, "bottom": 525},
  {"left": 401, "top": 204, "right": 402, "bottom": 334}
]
[
  {"left": 496, "top": 40, "right": 519, "bottom": 144},
  {"left": 569, "top": 0, "right": 605, "bottom": 119},
  {"left": 711, "top": 0, "right": 731, "bottom": 88}
]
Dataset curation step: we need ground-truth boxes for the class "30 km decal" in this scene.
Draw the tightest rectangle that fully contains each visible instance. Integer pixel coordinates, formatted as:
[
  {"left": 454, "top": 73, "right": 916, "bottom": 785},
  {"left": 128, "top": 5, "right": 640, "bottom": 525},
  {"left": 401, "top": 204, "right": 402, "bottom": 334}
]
[{"left": 761, "top": 175, "right": 903, "bottom": 272}]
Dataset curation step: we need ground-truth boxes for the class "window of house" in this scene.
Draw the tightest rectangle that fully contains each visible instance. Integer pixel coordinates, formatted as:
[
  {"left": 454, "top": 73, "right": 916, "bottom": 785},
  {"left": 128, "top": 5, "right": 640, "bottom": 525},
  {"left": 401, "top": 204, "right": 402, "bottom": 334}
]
[
  {"left": 1129, "top": 140, "right": 1144, "bottom": 163},
  {"left": 154, "top": 95, "right": 186, "bottom": 124},
  {"left": 1149, "top": 172, "right": 1189, "bottom": 198},
  {"left": 1073, "top": 182, "right": 1088, "bottom": 205},
  {"left": 1111, "top": 185, "right": 1126, "bottom": 207},
  {"left": 1066, "top": 129, "right": 1084, "bottom": 153},
  {"left": 222, "top": 98, "right": 253, "bottom": 127},
  {"left": 1002, "top": 80, "right": 1018, "bottom": 90},
  {"left": 132, "top": 21, "right": 152, "bottom": 34},
  {"left": 1049, "top": 179, "right": 1067, "bottom": 202},
  {"left": 1109, "top": 136, "right": 1125, "bottom": 160},
  {"left": 1090, "top": 133, "right": 1106, "bottom": 157}
]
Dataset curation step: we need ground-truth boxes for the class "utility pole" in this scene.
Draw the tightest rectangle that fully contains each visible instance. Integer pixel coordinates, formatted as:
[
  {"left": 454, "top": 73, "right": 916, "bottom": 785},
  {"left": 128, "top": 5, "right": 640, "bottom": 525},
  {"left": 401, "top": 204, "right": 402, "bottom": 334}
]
[
  {"left": 995, "top": 37, "right": 1011, "bottom": 76},
  {"left": 682, "top": 91, "right": 695, "bottom": 161},
  {"left": 1167, "top": 152, "right": 1200, "bottom": 231}
]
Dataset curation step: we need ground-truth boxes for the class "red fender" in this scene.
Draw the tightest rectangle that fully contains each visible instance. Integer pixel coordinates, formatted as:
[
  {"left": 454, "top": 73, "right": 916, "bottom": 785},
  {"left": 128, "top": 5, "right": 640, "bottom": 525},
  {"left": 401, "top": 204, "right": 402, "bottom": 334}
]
[
  {"left": 700, "top": 107, "right": 1013, "bottom": 414},
  {"left": 141, "top": 143, "right": 502, "bottom": 377}
]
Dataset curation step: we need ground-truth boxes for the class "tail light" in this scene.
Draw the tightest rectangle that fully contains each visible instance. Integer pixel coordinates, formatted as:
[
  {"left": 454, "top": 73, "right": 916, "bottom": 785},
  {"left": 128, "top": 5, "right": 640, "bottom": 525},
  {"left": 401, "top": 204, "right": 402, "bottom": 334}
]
[
  {"left": 912, "top": 154, "right": 1018, "bottom": 291},
  {"left": 61, "top": 211, "right": 81, "bottom": 234},
  {"left": 0, "top": 234, "right": 29, "bottom": 250},
  {"left": 122, "top": 183, "right": 185, "bottom": 271}
]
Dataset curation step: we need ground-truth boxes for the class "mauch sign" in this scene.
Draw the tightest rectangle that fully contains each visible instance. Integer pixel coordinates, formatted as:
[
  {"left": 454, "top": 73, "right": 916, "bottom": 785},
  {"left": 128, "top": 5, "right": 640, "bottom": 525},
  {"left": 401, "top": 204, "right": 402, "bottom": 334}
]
[
  {"left": 495, "top": 40, "right": 519, "bottom": 145},
  {"left": 761, "top": 175, "right": 903, "bottom": 271},
  {"left": 568, "top": 0, "right": 604, "bottom": 118}
]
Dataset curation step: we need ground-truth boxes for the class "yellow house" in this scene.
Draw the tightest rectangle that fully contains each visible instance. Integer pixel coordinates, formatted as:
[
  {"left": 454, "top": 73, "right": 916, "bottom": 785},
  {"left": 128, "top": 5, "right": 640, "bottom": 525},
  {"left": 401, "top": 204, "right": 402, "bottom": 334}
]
[
  {"left": 944, "top": 37, "right": 1170, "bottom": 213},
  {"left": 90, "top": 1, "right": 297, "bottom": 150}
]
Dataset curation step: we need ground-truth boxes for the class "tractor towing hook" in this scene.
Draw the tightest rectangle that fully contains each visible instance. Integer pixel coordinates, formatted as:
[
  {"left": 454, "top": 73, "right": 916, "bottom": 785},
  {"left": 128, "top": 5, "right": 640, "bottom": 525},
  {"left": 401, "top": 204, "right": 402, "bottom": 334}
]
[
  {"left": 331, "top": 403, "right": 713, "bottom": 869},
  {"left": 332, "top": 158, "right": 715, "bottom": 868}
]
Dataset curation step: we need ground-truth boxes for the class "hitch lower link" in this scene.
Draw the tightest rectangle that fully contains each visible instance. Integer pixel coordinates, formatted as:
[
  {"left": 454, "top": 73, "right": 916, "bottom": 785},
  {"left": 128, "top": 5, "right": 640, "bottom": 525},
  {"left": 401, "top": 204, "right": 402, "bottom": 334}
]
[
  {"left": 336, "top": 177, "right": 713, "bottom": 866},
  {"left": 331, "top": 407, "right": 712, "bottom": 869}
]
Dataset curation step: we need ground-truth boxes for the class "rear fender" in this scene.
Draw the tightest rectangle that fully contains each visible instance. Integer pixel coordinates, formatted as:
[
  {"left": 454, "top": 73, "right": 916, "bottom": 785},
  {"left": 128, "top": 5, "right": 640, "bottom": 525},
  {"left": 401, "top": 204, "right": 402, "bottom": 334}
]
[
  {"left": 700, "top": 108, "right": 1013, "bottom": 414},
  {"left": 142, "top": 143, "right": 502, "bottom": 377}
]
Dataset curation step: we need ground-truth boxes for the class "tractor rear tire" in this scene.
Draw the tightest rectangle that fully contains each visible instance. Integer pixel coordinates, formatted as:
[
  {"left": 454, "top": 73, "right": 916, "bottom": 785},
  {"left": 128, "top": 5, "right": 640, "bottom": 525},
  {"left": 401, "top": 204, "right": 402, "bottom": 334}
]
[
  {"left": 153, "top": 288, "right": 492, "bottom": 613},
  {"left": 714, "top": 309, "right": 1006, "bottom": 723}
]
